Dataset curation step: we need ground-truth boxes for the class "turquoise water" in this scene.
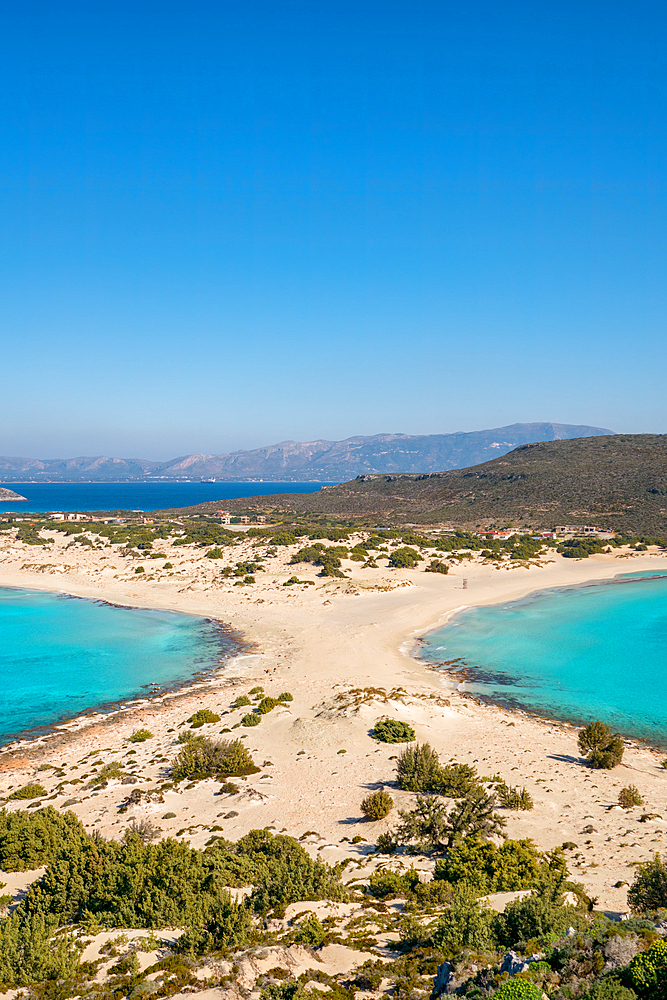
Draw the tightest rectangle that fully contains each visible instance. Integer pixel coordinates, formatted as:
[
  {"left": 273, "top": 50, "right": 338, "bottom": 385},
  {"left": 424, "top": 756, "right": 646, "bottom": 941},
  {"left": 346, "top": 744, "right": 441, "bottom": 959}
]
[
  {"left": 420, "top": 573, "right": 667, "bottom": 743},
  {"left": 0, "top": 588, "right": 237, "bottom": 743}
]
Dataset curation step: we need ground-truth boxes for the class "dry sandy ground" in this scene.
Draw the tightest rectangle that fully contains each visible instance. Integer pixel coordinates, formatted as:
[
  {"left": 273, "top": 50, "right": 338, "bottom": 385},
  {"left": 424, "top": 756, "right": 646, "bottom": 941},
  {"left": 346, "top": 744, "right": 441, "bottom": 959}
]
[{"left": 1, "top": 527, "right": 667, "bottom": 930}]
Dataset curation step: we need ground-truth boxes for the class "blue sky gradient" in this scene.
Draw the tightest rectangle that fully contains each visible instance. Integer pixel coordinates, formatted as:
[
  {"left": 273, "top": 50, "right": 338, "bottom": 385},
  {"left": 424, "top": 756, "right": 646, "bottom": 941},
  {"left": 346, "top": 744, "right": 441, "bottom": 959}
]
[{"left": 2, "top": 1, "right": 666, "bottom": 458}]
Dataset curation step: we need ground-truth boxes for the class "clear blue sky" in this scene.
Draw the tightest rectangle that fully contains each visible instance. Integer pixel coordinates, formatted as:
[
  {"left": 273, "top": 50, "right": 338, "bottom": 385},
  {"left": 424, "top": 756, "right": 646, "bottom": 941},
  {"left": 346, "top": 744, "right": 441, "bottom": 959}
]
[{"left": 2, "top": 1, "right": 666, "bottom": 459}]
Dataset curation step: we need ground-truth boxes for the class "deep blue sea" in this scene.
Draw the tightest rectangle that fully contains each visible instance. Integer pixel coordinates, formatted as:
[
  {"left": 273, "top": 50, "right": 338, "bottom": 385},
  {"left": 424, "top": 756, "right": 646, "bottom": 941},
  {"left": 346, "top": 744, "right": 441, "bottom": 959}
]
[
  {"left": 0, "top": 588, "right": 236, "bottom": 743},
  {"left": 0, "top": 481, "right": 334, "bottom": 514},
  {"left": 420, "top": 572, "right": 667, "bottom": 743}
]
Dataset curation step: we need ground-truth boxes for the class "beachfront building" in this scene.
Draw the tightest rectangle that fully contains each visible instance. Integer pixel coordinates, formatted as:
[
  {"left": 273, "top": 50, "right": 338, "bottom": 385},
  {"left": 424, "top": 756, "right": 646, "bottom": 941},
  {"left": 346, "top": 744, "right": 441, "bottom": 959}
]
[
  {"left": 554, "top": 525, "right": 604, "bottom": 535},
  {"left": 215, "top": 510, "right": 232, "bottom": 524}
]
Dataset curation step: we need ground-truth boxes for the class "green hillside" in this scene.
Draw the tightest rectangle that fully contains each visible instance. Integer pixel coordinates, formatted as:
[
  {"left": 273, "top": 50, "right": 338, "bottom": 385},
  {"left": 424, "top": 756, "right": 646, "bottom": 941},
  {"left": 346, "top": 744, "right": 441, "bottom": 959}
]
[{"left": 165, "top": 434, "right": 667, "bottom": 534}]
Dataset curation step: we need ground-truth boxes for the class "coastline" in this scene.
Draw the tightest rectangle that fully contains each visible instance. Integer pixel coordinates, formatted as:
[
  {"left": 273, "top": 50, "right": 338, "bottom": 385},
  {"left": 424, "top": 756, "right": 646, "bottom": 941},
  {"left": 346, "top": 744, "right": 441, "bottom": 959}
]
[
  {"left": 414, "top": 569, "right": 667, "bottom": 745},
  {"left": 0, "top": 585, "right": 251, "bottom": 752},
  {"left": 2, "top": 530, "right": 667, "bottom": 913}
]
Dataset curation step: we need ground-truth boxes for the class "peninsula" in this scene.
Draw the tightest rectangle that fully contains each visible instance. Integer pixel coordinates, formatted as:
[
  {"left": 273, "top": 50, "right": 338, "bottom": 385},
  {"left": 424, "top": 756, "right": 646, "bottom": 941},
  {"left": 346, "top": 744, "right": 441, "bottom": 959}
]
[{"left": 0, "top": 502, "right": 666, "bottom": 1000}]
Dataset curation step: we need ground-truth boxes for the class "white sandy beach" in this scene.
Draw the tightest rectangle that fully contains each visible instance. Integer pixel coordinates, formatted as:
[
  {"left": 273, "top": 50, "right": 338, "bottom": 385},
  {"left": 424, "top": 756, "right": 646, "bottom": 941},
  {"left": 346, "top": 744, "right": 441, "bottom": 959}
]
[{"left": 1, "top": 526, "right": 667, "bottom": 924}]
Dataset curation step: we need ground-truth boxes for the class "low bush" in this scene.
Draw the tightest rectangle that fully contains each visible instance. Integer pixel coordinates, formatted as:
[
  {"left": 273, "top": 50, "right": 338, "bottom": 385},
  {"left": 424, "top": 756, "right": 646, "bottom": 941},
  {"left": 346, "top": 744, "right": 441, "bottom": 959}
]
[
  {"left": 242, "top": 713, "right": 261, "bottom": 727},
  {"left": 395, "top": 742, "right": 442, "bottom": 791},
  {"left": 619, "top": 785, "right": 644, "bottom": 809},
  {"left": 129, "top": 729, "right": 153, "bottom": 743},
  {"left": 628, "top": 938, "right": 667, "bottom": 998},
  {"left": 290, "top": 544, "right": 325, "bottom": 564},
  {"left": 394, "top": 788, "right": 506, "bottom": 852},
  {"left": 135, "top": 566, "right": 144, "bottom": 574},
  {"left": 371, "top": 719, "right": 415, "bottom": 744},
  {"left": 257, "top": 697, "right": 278, "bottom": 715},
  {"left": 271, "top": 531, "right": 297, "bottom": 546},
  {"left": 492, "top": 981, "right": 544, "bottom": 1000},
  {"left": 431, "top": 884, "right": 493, "bottom": 952},
  {"left": 0, "top": 807, "right": 88, "bottom": 871},
  {"left": 171, "top": 737, "right": 260, "bottom": 782},
  {"left": 188, "top": 709, "right": 221, "bottom": 728},
  {"left": 234, "top": 695, "right": 251, "bottom": 708},
  {"left": 388, "top": 547, "right": 423, "bottom": 568},
  {"left": 494, "top": 890, "right": 577, "bottom": 947},
  {"left": 628, "top": 854, "right": 667, "bottom": 912},
  {"left": 205, "top": 548, "right": 223, "bottom": 559},
  {"left": 278, "top": 692, "right": 293, "bottom": 702},
  {"left": 581, "top": 979, "right": 638, "bottom": 999},
  {"left": 7, "top": 784, "right": 46, "bottom": 801},
  {"left": 124, "top": 818, "right": 162, "bottom": 844},
  {"left": 434, "top": 836, "right": 543, "bottom": 894},
  {"left": 368, "top": 868, "right": 417, "bottom": 899},
  {"left": 578, "top": 720, "right": 624, "bottom": 769},
  {"left": 293, "top": 913, "right": 327, "bottom": 948},
  {"left": 425, "top": 559, "right": 449, "bottom": 574},
  {"left": 361, "top": 791, "right": 394, "bottom": 820},
  {"left": 497, "top": 782, "right": 534, "bottom": 810}
]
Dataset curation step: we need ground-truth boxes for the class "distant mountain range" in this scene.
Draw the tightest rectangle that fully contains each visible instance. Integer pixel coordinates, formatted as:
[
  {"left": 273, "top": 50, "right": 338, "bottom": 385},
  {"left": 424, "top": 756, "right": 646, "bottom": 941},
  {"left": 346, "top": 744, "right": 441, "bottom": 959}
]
[{"left": 0, "top": 423, "right": 613, "bottom": 483}]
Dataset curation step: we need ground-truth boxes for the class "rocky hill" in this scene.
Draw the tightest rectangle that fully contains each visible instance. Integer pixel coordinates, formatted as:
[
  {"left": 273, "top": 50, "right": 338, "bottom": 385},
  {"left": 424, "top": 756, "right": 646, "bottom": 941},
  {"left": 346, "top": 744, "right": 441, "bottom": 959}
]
[
  {"left": 0, "top": 422, "right": 611, "bottom": 482},
  {"left": 0, "top": 487, "right": 27, "bottom": 502},
  {"left": 171, "top": 434, "right": 667, "bottom": 535}
]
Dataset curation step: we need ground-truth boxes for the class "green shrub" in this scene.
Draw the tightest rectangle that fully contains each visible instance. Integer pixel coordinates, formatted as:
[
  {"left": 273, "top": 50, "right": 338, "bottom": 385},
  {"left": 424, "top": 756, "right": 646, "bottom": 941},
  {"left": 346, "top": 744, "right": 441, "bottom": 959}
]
[
  {"left": 581, "top": 978, "right": 638, "bottom": 999},
  {"left": 0, "top": 807, "right": 88, "bottom": 871},
  {"left": 426, "top": 559, "right": 449, "bottom": 574},
  {"left": 578, "top": 720, "right": 624, "bottom": 769},
  {"left": 135, "top": 566, "right": 144, "bottom": 574},
  {"left": 388, "top": 547, "right": 423, "bottom": 568},
  {"left": 188, "top": 709, "right": 221, "bottom": 728},
  {"left": 176, "top": 892, "right": 254, "bottom": 956},
  {"left": 229, "top": 828, "right": 349, "bottom": 916},
  {"left": 368, "top": 868, "right": 415, "bottom": 899},
  {"left": 129, "top": 729, "right": 153, "bottom": 743},
  {"left": 371, "top": 719, "right": 415, "bottom": 744},
  {"left": 163, "top": 562, "right": 173, "bottom": 569},
  {"left": 628, "top": 939, "right": 667, "bottom": 998},
  {"left": 257, "top": 697, "right": 278, "bottom": 715},
  {"left": 0, "top": 910, "right": 81, "bottom": 986},
  {"left": 491, "top": 981, "right": 544, "bottom": 1000},
  {"left": 242, "top": 713, "right": 261, "bottom": 727},
  {"left": 394, "top": 788, "right": 506, "bottom": 852},
  {"left": 293, "top": 913, "right": 327, "bottom": 948},
  {"left": 619, "top": 785, "right": 644, "bottom": 809},
  {"left": 249, "top": 686, "right": 264, "bottom": 696},
  {"left": 628, "top": 854, "right": 667, "bottom": 912},
  {"left": 277, "top": 692, "right": 293, "bottom": 702},
  {"left": 497, "top": 782, "right": 534, "bottom": 810},
  {"left": 494, "top": 891, "right": 576, "bottom": 947},
  {"left": 434, "top": 836, "right": 542, "bottom": 894},
  {"left": 171, "top": 737, "right": 259, "bottom": 782},
  {"left": 7, "top": 784, "right": 46, "bottom": 801},
  {"left": 290, "top": 544, "right": 325, "bottom": 564},
  {"left": 271, "top": 532, "right": 296, "bottom": 546},
  {"left": 395, "top": 742, "right": 442, "bottom": 791},
  {"left": 360, "top": 791, "right": 394, "bottom": 820},
  {"left": 234, "top": 695, "right": 251, "bottom": 708},
  {"left": 205, "top": 547, "right": 223, "bottom": 559},
  {"left": 431, "top": 884, "right": 493, "bottom": 952},
  {"left": 434, "top": 762, "right": 480, "bottom": 797},
  {"left": 110, "top": 951, "right": 140, "bottom": 976}
]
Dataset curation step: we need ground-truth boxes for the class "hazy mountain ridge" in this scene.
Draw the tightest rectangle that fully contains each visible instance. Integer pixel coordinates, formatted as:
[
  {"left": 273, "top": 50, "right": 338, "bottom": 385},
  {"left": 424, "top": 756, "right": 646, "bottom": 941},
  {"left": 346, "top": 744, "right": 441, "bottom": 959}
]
[
  {"left": 0, "top": 422, "right": 612, "bottom": 482},
  {"left": 172, "top": 434, "right": 667, "bottom": 535}
]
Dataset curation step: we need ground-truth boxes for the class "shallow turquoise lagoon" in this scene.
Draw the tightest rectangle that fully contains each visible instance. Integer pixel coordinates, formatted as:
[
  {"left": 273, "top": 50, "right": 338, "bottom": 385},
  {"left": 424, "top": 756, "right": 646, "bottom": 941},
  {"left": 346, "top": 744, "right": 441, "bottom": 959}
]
[
  {"left": 0, "top": 587, "right": 236, "bottom": 743},
  {"left": 420, "top": 573, "right": 667, "bottom": 742}
]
